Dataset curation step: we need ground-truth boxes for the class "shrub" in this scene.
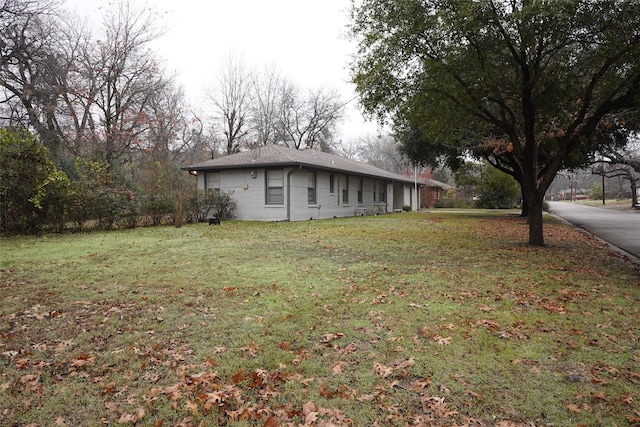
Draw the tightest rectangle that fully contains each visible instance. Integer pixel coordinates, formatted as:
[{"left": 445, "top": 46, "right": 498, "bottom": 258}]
[
  {"left": 199, "top": 190, "right": 238, "bottom": 220},
  {"left": 0, "top": 129, "right": 71, "bottom": 234},
  {"left": 478, "top": 166, "right": 521, "bottom": 209},
  {"left": 587, "top": 183, "right": 603, "bottom": 200}
]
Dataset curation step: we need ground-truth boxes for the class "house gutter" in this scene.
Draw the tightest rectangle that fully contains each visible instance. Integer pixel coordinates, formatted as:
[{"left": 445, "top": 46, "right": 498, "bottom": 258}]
[{"left": 286, "top": 165, "right": 304, "bottom": 221}]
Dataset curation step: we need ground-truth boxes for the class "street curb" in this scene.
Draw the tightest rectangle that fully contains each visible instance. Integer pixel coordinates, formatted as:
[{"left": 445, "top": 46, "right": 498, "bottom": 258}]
[{"left": 547, "top": 211, "right": 640, "bottom": 269}]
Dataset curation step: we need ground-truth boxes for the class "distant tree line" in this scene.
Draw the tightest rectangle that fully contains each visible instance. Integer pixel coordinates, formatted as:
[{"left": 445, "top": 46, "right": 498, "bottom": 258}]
[{"left": 0, "top": 0, "right": 345, "bottom": 234}]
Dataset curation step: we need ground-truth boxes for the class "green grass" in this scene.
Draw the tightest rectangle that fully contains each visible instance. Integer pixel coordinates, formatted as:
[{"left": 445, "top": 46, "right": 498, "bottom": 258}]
[{"left": 1, "top": 211, "right": 639, "bottom": 426}]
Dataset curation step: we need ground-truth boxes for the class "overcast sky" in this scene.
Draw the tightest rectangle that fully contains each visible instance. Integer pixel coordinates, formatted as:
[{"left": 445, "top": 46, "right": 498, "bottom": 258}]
[{"left": 63, "top": 0, "right": 380, "bottom": 143}]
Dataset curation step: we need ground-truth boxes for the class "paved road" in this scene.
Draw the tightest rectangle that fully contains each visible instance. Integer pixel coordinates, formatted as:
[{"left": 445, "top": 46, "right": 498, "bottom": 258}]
[{"left": 548, "top": 201, "right": 640, "bottom": 260}]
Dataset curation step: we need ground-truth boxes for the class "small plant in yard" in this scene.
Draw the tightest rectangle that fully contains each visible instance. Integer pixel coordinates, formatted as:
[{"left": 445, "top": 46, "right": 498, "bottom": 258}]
[
  {"left": 0, "top": 212, "right": 638, "bottom": 426},
  {"left": 199, "top": 189, "right": 238, "bottom": 219}
]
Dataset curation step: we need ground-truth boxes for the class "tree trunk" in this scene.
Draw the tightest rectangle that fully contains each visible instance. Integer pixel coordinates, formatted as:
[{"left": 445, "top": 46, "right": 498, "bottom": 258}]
[
  {"left": 520, "top": 188, "right": 529, "bottom": 217},
  {"left": 525, "top": 191, "right": 545, "bottom": 246}
]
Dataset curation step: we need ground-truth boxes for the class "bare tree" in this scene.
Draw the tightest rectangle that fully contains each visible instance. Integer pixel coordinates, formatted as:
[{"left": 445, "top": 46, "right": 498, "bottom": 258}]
[
  {"left": 355, "top": 133, "right": 407, "bottom": 174},
  {"left": 595, "top": 135, "right": 640, "bottom": 206},
  {"left": 144, "top": 83, "right": 188, "bottom": 163},
  {"left": 1, "top": 0, "right": 172, "bottom": 167},
  {"left": 279, "top": 85, "right": 344, "bottom": 151},
  {"left": 251, "top": 63, "right": 285, "bottom": 146},
  {"left": 207, "top": 53, "right": 252, "bottom": 155},
  {"left": 0, "top": 0, "right": 65, "bottom": 154},
  {"left": 84, "top": 1, "right": 168, "bottom": 165}
]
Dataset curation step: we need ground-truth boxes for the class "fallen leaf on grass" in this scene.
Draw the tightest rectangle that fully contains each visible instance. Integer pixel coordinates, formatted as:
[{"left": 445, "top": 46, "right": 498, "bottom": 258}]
[
  {"left": 322, "top": 332, "right": 344, "bottom": 342},
  {"left": 408, "top": 378, "right": 432, "bottom": 391},
  {"left": 421, "top": 395, "right": 458, "bottom": 419},
  {"left": 373, "top": 362, "right": 393, "bottom": 378},
  {"left": 465, "top": 389, "right": 483, "bottom": 400},
  {"left": 263, "top": 416, "right": 279, "bottom": 427},
  {"left": 434, "top": 336, "right": 453, "bottom": 345},
  {"left": 475, "top": 319, "right": 500, "bottom": 331},
  {"left": 394, "top": 357, "right": 415, "bottom": 369},
  {"left": 567, "top": 403, "right": 581, "bottom": 413},
  {"left": 185, "top": 400, "right": 198, "bottom": 415},
  {"left": 303, "top": 401, "right": 318, "bottom": 424},
  {"left": 241, "top": 341, "right": 259, "bottom": 358},
  {"left": 619, "top": 394, "right": 634, "bottom": 405},
  {"left": 117, "top": 407, "right": 146, "bottom": 423},
  {"left": 626, "top": 410, "right": 640, "bottom": 423},
  {"left": 331, "top": 361, "right": 347, "bottom": 375}
]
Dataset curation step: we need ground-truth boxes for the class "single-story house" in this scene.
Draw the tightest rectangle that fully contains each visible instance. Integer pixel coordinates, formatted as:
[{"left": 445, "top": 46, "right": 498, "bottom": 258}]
[
  {"left": 420, "top": 178, "right": 455, "bottom": 208},
  {"left": 183, "top": 145, "right": 421, "bottom": 221}
]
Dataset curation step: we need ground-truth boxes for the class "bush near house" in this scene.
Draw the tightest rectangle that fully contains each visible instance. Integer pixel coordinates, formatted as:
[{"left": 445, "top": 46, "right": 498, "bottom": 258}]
[
  {"left": 199, "top": 189, "right": 238, "bottom": 220},
  {"left": 0, "top": 129, "right": 71, "bottom": 234},
  {"left": 0, "top": 130, "right": 199, "bottom": 234}
]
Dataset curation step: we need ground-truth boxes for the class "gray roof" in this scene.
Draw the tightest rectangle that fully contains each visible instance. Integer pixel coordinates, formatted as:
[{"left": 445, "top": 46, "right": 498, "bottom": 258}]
[
  {"left": 183, "top": 145, "right": 417, "bottom": 185},
  {"left": 422, "top": 178, "right": 455, "bottom": 190}
]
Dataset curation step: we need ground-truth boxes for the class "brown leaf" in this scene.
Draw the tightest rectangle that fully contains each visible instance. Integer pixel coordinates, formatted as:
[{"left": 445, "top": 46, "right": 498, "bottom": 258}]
[
  {"left": 619, "top": 394, "right": 634, "bottom": 405},
  {"left": 408, "top": 377, "right": 432, "bottom": 391},
  {"left": 278, "top": 342, "right": 290, "bottom": 351},
  {"left": 465, "top": 389, "right": 483, "bottom": 400},
  {"left": 421, "top": 395, "right": 458, "bottom": 419},
  {"left": 435, "top": 336, "right": 453, "bottom": 345},
  {"left": 395, "top": 357, "right": 415, "bottom": 369},
  {"left": 373, "top": 362, "right": 393, "bottom": 378},
  {"left": 185, "top": 400, "right": 198, "bottom": 415},
  {"left": 331, "top": 361, "right": 346, "bottom": 375},
  {"left": 303, "top": 401, "right": 318, "bottom": 424},
  {"left": 117, "top": 407, "right": 145, "bottom": 424},
  {"left": 567, "top": 403, "right": 581, "bottom": 413},
  {"left": 626, "top": 410, "right": 640, "bottom": 422},
  {"left": 263, "top": 416, "right": 279, "bottom": 427}
]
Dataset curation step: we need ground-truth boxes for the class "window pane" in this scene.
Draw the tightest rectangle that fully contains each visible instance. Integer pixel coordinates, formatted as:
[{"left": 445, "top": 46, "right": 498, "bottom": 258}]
[
  {"left": 267, "top": 170, "right": 284, "bottom": 204},
  {"left": 268, "top": 169, "right": 283, "bottom": 187},
  {"left": 268, "top": 187, "right": 284, "bottom": 204},
  {"left": 307, "top": 171, "right": 316, "bottom": 204},
  {"left": 206, "top": 172, "right": 220, "bottom": 190}
]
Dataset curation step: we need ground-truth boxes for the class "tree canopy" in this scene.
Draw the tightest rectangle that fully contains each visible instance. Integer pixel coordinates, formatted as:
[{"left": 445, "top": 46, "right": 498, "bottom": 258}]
[{"left": 349, "top": 0, "right": 640, "bottom": 245}]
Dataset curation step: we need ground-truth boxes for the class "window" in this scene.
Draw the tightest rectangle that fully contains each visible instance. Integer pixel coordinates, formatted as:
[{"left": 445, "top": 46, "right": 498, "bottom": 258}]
[
  {"left": 342, "top": 176, "right": 349, "bottom": 204},
  {"left": 357, "top": 177, "right": 363, "bottom": 204},
  {"left": 205, "top": 172, "right": 220, "bottom": 194},
  {"left": 374, "top": 181, "right": 386, "bottom": 203},
  {"left": 308, "top": 171, "right": 316, "bottom": 204},
  {"left": 266, "top": 169, "right": 284, "bottom": 204},
  {"left": 329, "top": 174, "right": 335, "bottom": 193}
]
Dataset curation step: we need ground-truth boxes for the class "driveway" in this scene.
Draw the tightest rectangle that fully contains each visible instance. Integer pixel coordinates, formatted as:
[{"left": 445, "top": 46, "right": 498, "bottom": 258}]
[{"left": 548, "top": 201, "right": 640, "bottom": 260}]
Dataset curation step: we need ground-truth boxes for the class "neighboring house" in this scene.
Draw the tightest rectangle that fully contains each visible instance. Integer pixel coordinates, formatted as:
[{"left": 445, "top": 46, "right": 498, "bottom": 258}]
[
  {"left": 183, "top": 145, "right": 420, "bottom": 221},
  {"left": 420, "top": 178, "right": 454, "bottom": 208}
]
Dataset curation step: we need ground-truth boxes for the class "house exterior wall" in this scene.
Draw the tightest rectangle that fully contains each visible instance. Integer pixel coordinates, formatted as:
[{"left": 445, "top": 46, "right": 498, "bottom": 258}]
[{"left": 196, "top": 167, "right": 413, "bottom": 221}]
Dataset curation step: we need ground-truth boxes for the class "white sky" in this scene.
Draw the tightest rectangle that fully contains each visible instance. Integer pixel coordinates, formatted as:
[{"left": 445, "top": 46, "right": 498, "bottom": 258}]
[{"left": 63, "top": 0, "right": 381, "bottom": 143}]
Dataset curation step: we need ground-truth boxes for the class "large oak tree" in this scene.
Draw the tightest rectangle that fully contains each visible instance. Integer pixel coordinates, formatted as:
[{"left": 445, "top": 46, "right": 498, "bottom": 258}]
[{"left": 348, "top": 0, "right": 640, "bottom": 245}]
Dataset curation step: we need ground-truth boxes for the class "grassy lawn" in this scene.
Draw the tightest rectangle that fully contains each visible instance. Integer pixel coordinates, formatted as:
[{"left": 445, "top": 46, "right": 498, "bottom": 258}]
[{"left": 1, "top": 211, "right": 639, "bottom": 426}]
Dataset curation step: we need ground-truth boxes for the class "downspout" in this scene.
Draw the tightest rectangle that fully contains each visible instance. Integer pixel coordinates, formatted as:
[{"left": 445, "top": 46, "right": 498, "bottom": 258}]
[{"left": 286, "top": 165, "right": 303, "bottom": 221}]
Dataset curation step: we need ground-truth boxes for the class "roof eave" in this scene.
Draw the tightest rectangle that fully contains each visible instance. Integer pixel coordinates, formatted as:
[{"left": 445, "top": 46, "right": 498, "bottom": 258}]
[{"left": 182, "top": 162, "right": 416, "bottom": 184}]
